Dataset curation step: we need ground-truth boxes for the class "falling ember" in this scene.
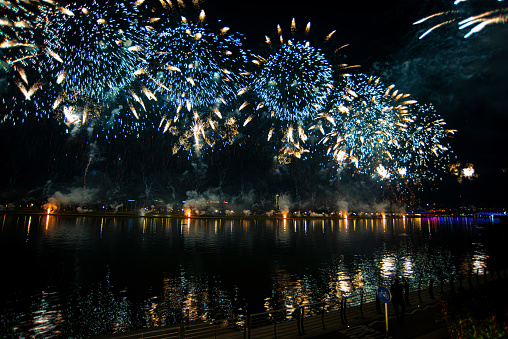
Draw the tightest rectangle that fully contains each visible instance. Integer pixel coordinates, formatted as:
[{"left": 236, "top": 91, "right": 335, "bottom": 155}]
[
  {"left": 415, "top": 3, "right": 508, "bottom": 39},
  {"left": 267, "top": 127, "right": 274, "bottom": 141},
  {"left": 239, "top": 101, "right": 249, "bottom": 111},
  {"left": 243, "top": 115, "right": 253, "bottom": 127},
  {"left": 128, "top": 101, "right": 139, "bottom": 120}
]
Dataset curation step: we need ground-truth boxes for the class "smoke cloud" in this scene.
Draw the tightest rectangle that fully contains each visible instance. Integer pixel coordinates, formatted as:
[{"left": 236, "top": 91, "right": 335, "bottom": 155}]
[{"left": 44, "top": 187, "right": 98, "bottom": 212}]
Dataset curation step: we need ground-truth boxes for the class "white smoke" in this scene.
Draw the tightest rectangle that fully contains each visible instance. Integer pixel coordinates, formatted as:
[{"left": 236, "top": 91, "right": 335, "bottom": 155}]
[
  {"left": 45, "top": 187, "right": 98, "bottom": 211},
  {"left": 337, "top": 200, "right": 349, "bottom": 214},
  {"left": 184, "top": 187, "right": 222, "bottom": 212},
  {"left": 278, "top": 194, "right": 292, "bottom": 213},
  {"left": 110, "top": 202, "right": 124, "bottom": 212}
]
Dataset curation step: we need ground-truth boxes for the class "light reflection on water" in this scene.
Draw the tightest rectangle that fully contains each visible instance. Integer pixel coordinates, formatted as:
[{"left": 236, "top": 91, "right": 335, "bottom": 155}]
[{"left": 0, "top": 214, "right": 504, "bottom": 338}]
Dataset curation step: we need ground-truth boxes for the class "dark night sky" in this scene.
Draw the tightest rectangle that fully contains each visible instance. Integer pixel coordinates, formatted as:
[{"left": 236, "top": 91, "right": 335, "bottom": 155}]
[{"left": 1, "top": 0, "right": 508, "bottom": 210}]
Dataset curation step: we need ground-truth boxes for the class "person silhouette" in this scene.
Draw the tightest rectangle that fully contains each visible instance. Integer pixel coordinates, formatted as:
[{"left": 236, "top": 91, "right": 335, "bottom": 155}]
[
  {"left": 390, "top": 277, "right": 406, "bottom": 321},
  {"left": 402, "top": 276, "right": 411, "bottom": 306}
]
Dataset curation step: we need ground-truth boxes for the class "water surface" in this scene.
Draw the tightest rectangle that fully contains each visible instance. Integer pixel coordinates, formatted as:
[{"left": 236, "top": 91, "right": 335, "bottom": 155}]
[{"left": 0, "top": 214, "right": 505, "bottom": 338}]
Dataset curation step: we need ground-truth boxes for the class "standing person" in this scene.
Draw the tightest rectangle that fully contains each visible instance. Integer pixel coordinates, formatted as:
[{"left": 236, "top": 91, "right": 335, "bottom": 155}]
[
  {"left": 402, "top": 276, "right": 411, "bottom": 306},
  {"left": 390, "top": 277, "right": 406, "bottom": 321},
  {"left": 375, "top": 291, "right": 382, "bottom": 314}
]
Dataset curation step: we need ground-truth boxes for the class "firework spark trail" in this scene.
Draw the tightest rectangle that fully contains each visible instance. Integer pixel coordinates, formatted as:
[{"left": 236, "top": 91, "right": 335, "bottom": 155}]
[
  {"left": 0, "top": 0, "right": 53, "bottom": 72},
  {"left": 415, "top": 1, "right": 508, "bottom": 39},
  {"left": 0, "top": 0, "right": 64, "bottom": 123}
]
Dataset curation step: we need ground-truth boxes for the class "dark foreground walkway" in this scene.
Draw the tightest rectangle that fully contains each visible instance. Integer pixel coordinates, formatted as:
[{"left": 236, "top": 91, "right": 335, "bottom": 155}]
[
  {"left": 94, "top": 270, "right": 508, "bottom": 339},
  {"left": 311, "top": 300, "right": 447, "bottom": 339}
]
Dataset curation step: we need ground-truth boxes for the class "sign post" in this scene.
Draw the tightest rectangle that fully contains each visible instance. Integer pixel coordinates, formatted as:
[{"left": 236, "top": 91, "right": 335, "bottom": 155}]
[{"left": 377, "top": 286, "right": 391, "bottom": 337}]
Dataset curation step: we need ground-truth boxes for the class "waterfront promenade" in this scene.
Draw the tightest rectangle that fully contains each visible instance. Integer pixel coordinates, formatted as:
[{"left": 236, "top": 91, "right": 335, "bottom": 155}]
[{"left": 92, "top": 269, "right": 508, "bottom": 339}]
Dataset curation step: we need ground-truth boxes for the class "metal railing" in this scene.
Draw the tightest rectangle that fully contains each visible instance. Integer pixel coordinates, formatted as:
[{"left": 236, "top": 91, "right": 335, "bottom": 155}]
[{"left": 101, "top": 269, "right": 507, "bottom": 339}]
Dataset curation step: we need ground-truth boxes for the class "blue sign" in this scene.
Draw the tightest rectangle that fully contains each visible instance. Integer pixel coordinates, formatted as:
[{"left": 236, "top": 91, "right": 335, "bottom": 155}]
[{"left": 377, "top": 286, "right": 391, "bottom": 303}]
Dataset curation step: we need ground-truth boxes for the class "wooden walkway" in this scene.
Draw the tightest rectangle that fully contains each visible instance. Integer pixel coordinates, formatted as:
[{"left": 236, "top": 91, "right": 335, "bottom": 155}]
[{"left": 93, "top": 269, "right": 508, "bottom": 339}]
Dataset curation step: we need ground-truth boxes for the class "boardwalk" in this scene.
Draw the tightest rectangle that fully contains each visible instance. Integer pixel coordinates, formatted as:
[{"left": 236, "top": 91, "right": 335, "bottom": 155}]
[{"left": 93, "top": 269, "right": 507, "bottom": 339}]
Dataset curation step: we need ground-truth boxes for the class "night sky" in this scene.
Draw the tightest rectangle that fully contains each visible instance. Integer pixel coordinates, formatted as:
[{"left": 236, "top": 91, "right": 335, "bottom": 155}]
[{"left": 1, "top": 0, "right": 508, "bottom": 211}]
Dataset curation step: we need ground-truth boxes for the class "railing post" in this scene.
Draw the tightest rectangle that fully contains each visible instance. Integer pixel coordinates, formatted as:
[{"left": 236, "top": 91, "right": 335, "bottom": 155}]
[
  {"left": 321, "top": 302, "right": 326, "bottom": 329},
  {"left": 418, "top": 278, "right": 422, "bottom": 303},
  {"left": 273, "top": 313, "right": 277, "bottom": 339},
  {"left": 429, "top": 279, "right": 434, "bottom": 299},
  {"left": 343, "top": 297, "right": 348, "bottom": 324},
  {"left": 340, "top": 298, "right": 345, "bottom": 324},
  {"left": 247, "top": 314, "right": 251, "bottom": 339},
  {"left": 179, "top": 324, "right": 185, "bottom": 339},
  {"left": 300, "top": 305, "right": 305, "bottom": 335},
  {"left": 273, "top": 311, "right": 279, "bottom": 338},
  {"left": 242, "top": 315, "right": 247, "bottom": 339},
  {"left": 295, "top": 307, "right": 302, "bottom": 336},
  {"left": 360, "top": 289, "right": 364, "bottom": 319}
]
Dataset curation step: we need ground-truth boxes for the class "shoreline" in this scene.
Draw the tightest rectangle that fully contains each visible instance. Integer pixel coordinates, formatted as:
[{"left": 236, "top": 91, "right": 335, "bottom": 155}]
[{"left": 1, "top": 210, "right": 505, "bottom": 221}]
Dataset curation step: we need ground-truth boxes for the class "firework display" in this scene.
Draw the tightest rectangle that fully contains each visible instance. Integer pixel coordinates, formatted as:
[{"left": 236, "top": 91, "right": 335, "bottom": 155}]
[
  {"left": 448, "top": 162, "right": 477, "bottom": 183},
  {"left": 248, "top": 19, "right": 347, "bottom": 164},
  {"left": 41, "top": 0, "right": 146, "bottom": 131},
  {"left": 1, "top": 2, "right": 463, "bottom": 190},
  {"left": 1, "top": 0, "right": 148, "bottom": 132},
  {"left": 133, "top": 10, "right": 250, "bottom": 155},
  {"left": 415, "top": 0, "right": 508, "bottom": 39},
  {"left": 0, "top": 0, "right": 54, "bottom": 73},
  {"left": 392, "top": 103, "right": 456, "bottom": 183},
  {"left": 0, "top": 1, "right": 59, "bottom": 124},
  {"left": 252, "top": 29, "right": 333, "bottom": 121},
  {"left": 315, "top": 74, "right": 454, "bottom": 183},
  {"left": 315, "top": 74, "right": 416, "bottom": 179}
]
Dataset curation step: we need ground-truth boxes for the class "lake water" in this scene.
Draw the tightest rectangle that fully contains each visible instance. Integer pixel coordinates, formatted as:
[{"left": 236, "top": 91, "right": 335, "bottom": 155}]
[{"left": 0, "top": 214, "right": 506, "bottom": 338}]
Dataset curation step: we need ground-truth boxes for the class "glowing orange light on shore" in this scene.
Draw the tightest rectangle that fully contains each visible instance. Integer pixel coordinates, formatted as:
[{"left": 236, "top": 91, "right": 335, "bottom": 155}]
[
  {"left": 43, "top": 200, "right": 58, "bottom": 214},
  {"left": 185, "top": 209, "right": 191, "bottom": 218},
  {"left": 283, "top": 213, "right": 287, "bottom": 219}
]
